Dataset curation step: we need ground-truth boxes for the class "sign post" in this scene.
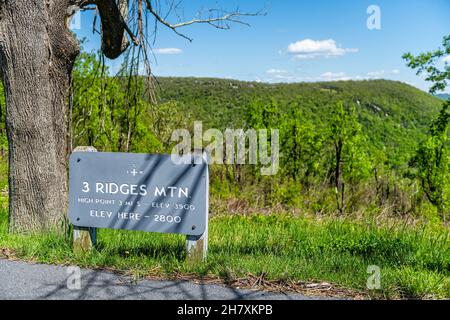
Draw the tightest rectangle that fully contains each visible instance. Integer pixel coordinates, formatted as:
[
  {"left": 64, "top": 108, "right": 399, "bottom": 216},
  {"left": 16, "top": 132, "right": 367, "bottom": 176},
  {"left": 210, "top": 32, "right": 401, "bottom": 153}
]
[
  {"left": 186, "top": 149, "right": 209, "bottom": 262},
  {"left": 68, "top": 149, "right": 209, "bottom": 261},
  {"left": 72, "top": 146, "right": 97, "bottom": 253}
]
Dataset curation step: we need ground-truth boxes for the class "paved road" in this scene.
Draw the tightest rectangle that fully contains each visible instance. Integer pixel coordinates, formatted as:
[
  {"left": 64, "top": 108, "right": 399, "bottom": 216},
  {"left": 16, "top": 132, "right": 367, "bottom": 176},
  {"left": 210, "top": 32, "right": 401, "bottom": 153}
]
[{"left": 0, "top": 259, "right": 325, "bottom": 300}]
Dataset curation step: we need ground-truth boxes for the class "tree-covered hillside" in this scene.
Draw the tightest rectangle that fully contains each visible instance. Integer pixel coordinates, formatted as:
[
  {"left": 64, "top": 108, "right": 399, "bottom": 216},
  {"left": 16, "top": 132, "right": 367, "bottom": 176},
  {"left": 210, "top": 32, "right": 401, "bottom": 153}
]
[
  {"left": 156, "top": 77, "right": 443, "bottom": 167},
  {"left": 0, "top": 62, "right": 447, "bottom": 219}
]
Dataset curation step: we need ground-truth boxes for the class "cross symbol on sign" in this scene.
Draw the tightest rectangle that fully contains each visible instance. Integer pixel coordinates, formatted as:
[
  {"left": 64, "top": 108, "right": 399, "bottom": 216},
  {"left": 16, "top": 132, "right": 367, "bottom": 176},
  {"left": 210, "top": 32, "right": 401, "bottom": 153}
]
[{"left": 130, "top": 169, "right": 138, "bottom": 176}]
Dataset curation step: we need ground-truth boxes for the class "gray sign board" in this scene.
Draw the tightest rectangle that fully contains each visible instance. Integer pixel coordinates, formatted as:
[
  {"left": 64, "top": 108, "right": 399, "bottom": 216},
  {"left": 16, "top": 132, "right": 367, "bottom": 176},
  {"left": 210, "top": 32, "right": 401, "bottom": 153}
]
[{"left": 68, "top": 152, "right": 208, "bottom": 236}]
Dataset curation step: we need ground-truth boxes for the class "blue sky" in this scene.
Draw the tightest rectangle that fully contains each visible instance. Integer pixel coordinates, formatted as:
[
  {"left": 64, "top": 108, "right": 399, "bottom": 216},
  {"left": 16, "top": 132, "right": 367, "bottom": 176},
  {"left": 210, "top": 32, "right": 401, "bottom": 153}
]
[{"left": 73, "top": 0, "right": 450, "bottom": 93}]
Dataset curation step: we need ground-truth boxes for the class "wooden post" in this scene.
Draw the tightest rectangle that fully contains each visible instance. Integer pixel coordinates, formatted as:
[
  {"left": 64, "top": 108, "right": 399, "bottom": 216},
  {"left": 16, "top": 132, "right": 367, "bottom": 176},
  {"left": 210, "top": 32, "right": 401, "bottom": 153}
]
[
  {"left": 72, "top": 146, "right": 97, "bottom": 253},
  {"left": 73, "top": 226, "right": 97, "bottom": 253},
  {"left": 186, "top": 150, "right": 209, "bottom": 262}
]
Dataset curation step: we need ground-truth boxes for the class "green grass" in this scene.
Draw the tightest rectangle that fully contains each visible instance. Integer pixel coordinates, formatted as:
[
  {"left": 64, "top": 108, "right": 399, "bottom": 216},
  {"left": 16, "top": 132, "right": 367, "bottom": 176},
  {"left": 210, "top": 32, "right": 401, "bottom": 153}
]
[{"left": 0, "top": 209, "right": 448, "bottom": 299}]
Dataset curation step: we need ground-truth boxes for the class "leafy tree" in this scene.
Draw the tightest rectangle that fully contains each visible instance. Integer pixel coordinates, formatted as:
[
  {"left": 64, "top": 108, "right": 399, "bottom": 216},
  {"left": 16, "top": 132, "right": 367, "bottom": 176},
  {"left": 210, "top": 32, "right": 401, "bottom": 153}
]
[
  {"left": 328, "top": 102, "right": 371, "bottom": 213},
  {"left": 247, "top": 98, "right": 281, "bottom": 130},
  {"left": 280, "top": 104, "right": 323, "bottom": 187},
  {"left": 71, "top": 50, "right": 109, "bottom": 149},
  {"left": 245, "top": 98, "right": 281, "bottom": 197},
  {"left": 403, "top": 35, "right": 450, "bottom": 94},
  {"left": 404, "top": 34, "right": 450, "bottom": 220},
  {"left": 409, "top": 101, "right": 450, "bottom": 219},
  {"left": 146, "top": 101, "right": 193, "bottom": 152},
  {"left": 71, "top": 49, "right": 169, "bottom": 154}
]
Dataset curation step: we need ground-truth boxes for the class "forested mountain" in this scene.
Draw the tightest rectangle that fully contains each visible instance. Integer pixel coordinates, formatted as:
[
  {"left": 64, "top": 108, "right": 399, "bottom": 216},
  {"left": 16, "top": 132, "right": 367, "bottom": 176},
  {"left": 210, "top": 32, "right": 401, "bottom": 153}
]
[
  {"left": 155, "top": 77, "right": 443, "bottom": 167},
  {"left": 0, "top": 72, "right": 446, "bottom": 217}
]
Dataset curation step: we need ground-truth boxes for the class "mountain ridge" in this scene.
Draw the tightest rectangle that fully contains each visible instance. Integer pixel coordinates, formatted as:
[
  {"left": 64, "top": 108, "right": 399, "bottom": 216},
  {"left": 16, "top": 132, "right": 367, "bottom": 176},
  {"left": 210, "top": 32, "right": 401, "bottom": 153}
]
[{"left": 154, "top": 77, "right": 443, "bottom": 167}]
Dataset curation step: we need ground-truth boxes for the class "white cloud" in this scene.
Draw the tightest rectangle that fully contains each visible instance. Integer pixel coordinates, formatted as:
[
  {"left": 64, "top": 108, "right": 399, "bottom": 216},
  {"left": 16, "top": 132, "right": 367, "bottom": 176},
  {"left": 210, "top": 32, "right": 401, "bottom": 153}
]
[
  {"left": 367, "top": 70, "right": 385, "bottom": 77},
  {"left": 366, "top": 69, "right": 400, "bottom": 78},
  {"left": 266, "top": 69, "right": 288, "bottom": 74},
  {"left": 319, "top": 72, "right": 350, "bottom": 81},
  {"left": 289, "top": 72, "right": 351, "bottom": 82},
  {"left": 261, "top": 68, "right": 401, "bottom": 84},
  {"left": 153, "top": 48, "right": 183, "bottom": 55},
  {"left": 442, "top": 55, "right": 450, "bottom": 63},
  {"left": 287, "top": 39, "right": 358, "bottom": 60},
  {"left": 274, "top": 74, "right": 296, "bottom": 81},
  {"left": 321, "top": 72, "right": 346, "bottom": 78}
]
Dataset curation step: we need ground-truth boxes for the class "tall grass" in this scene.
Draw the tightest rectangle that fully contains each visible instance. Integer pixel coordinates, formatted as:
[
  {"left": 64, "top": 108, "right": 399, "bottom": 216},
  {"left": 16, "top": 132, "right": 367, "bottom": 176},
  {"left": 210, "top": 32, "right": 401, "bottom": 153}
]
[{"left": 0, "top": 209, "right": 448, "bottom": 299}]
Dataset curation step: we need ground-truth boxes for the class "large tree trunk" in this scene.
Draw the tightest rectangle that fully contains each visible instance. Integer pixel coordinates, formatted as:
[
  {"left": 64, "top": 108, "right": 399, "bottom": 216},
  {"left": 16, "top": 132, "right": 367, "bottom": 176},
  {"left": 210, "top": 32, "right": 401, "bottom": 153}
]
[
  {"left": 0, "top": 0, "right": 127, "bottom": 233},
  {"left": 0, "top": 0, "right": 79, "bottom": 232}
]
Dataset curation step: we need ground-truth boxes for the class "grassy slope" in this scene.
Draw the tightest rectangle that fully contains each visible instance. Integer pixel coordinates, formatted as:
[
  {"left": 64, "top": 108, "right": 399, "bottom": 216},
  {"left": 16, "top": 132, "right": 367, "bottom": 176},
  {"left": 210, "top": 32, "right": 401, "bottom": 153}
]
[{"left": 0, "top": 209, "right": 448, "bottom": 299}]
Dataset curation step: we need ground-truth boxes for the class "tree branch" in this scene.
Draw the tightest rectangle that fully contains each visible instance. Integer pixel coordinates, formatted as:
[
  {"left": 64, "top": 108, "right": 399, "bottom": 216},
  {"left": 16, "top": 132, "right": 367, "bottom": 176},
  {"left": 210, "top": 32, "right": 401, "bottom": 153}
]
[
  {"left": 144, "top": 0, "right": 265, "bottom": 42},
  {"left": 84, "top": 0, "right": 136, "bottom": 59}
]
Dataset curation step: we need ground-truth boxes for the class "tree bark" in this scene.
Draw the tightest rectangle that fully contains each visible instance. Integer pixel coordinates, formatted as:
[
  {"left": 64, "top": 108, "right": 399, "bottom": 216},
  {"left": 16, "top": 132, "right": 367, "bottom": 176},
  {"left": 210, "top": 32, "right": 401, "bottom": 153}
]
[
  {"left": 96, "top": 0, "right": 129, "bottom": 59},
  {"left": 0, "top": 0, "right": 79, "bottom": 232},
  {"left": 0, "top": 0, "right": 128, "bottom": 232}
]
